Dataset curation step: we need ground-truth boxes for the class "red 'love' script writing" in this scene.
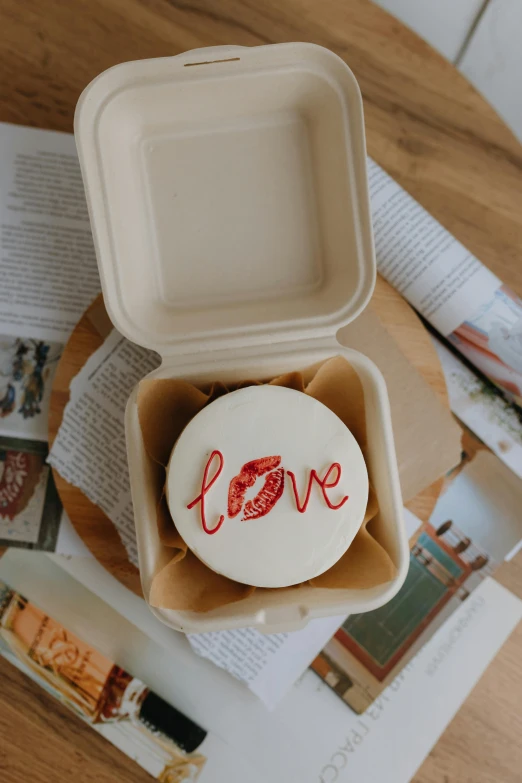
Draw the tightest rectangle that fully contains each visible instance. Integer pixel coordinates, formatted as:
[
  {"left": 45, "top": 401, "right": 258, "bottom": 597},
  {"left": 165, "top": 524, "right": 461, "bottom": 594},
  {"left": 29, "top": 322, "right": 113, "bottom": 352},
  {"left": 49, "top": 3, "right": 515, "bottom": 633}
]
[{"left": 187, "top": 452, "right": 349, "bottom": 535}]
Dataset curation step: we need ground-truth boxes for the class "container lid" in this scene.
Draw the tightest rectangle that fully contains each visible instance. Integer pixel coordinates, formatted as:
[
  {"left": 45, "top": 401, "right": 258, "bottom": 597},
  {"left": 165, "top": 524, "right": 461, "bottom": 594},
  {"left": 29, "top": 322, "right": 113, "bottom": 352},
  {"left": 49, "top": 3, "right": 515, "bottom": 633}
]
[{"left": 75, "top": 43, "right": 375, "bottom": 357}]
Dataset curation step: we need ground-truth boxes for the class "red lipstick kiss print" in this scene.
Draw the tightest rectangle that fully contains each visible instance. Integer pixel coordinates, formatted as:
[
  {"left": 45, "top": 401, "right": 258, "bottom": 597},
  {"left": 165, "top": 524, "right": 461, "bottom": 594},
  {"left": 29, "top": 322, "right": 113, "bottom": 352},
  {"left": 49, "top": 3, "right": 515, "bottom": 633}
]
[{"left": 228, "top": 456, "right": 285, "bottom": 521}]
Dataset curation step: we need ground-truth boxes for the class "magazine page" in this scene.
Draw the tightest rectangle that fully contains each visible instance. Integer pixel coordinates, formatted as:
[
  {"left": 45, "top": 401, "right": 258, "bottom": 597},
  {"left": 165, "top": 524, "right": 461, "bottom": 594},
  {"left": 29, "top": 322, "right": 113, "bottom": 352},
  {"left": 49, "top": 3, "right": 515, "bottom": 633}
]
[
  {"left": 0, "top": 122, "right": 100, "bottom": 551},
  {"left": 312, "top": 427, "right": 522, "bottom": 713},
  {"left": 0, "top": 123, "right": 99, "bottom": 342},
  {"left": 369, "top": 159, "right": 522, "bottom": 403},
  {"left": 280, "top": 579, "right": 521, "bottom": 783}
]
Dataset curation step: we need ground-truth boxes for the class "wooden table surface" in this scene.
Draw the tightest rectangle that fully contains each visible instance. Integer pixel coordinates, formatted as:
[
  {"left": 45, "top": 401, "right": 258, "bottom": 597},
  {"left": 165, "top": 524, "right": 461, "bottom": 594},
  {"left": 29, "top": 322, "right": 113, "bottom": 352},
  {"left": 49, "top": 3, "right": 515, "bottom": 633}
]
[{"left": 1, "top": 1, "right": 522, "bottom": 782}]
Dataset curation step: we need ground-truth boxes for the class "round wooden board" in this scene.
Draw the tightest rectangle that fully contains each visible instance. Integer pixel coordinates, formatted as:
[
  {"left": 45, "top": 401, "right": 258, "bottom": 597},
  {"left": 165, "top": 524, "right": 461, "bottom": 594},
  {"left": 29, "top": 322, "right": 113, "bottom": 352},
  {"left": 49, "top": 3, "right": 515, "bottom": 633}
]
[{"left": 48, "top": 278, "right": 446, "bottom": 596}]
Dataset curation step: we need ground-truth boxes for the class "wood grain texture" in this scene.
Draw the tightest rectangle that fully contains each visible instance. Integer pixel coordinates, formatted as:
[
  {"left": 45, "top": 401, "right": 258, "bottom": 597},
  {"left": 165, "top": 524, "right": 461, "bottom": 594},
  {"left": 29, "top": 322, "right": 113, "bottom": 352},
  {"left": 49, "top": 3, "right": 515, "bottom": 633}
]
[
  {"left": 373, "top": 0, "right": 483, "bottom": 62},
  {"left": 0, "top": 656, "right": 150, "bottom": 783},
  {"left": 1, "top": 1, "right": 522, "bottom": 781},
  {"left": 48, "top": 280, "right": 447, "bottom": 594}
]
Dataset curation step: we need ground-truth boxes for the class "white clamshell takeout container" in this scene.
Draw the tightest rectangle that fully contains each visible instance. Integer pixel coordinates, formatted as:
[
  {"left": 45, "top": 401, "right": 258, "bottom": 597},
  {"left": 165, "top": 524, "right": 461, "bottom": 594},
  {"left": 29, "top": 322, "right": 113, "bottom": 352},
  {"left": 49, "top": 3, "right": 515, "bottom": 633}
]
[{"left": 75, "top": 42, "right": 409, "bottom": 633}]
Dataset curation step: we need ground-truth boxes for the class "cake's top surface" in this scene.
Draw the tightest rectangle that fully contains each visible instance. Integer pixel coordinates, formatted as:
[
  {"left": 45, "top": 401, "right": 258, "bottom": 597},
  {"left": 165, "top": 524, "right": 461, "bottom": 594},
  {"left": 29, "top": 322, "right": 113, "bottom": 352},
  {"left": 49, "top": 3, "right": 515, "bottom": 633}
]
[{"left": 166, "top": 385, "right": 369, "bottom": 588}]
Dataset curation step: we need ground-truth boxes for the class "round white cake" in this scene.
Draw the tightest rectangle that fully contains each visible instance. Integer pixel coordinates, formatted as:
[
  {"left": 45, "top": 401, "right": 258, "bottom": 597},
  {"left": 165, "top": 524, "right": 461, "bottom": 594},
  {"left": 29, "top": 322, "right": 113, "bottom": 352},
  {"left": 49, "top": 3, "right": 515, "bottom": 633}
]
[{"left": 166, "top": 385, "right": 369, "bottom": 588}]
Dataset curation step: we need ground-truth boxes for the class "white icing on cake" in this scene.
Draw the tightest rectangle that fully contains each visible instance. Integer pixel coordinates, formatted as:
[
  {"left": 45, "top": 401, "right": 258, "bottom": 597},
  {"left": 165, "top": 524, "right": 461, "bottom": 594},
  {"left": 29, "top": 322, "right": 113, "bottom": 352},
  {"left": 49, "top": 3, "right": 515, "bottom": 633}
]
[{"left": 166, "top": 385, "right": 369, "bottom": 588}]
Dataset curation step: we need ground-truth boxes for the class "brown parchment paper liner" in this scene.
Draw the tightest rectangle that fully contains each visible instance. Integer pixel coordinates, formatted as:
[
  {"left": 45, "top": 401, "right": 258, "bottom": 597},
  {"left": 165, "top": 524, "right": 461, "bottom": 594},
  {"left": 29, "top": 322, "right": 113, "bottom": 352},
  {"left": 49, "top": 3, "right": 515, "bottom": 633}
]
[{"left": 137, "top": 356, "right": 396, "bottom": 612}]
